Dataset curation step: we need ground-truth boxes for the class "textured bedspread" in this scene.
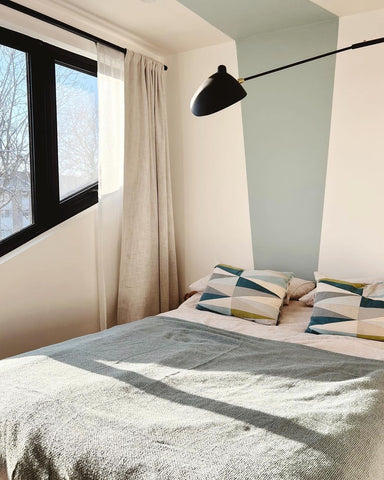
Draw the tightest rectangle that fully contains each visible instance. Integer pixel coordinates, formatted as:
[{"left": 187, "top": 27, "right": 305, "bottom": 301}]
[{"left": 1, "top": 316, "right": 384, "bottom": 479}]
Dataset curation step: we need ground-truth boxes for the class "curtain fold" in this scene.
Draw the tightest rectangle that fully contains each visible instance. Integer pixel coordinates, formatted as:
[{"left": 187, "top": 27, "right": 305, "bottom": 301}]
[
  {"left": 96, "top": 45, "right": 125, "bottom": 330},
  {"left": 117, "top": 51, "right": 179, "bottom": 324}
]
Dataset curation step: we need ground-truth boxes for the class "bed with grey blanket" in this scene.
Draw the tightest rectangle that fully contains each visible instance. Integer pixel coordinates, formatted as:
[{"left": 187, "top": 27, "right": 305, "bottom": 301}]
[{"left": 1, "top": 316, "right": 384, "bottom": 480}]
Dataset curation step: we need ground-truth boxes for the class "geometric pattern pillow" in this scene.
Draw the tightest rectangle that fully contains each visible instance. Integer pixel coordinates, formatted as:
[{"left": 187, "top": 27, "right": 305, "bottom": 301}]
[
  {"left": 196, "top": 264, "right": 292, "bottom": 325},
  {"left": 305, "top": 277, "right": 384, "bottom": 341}
]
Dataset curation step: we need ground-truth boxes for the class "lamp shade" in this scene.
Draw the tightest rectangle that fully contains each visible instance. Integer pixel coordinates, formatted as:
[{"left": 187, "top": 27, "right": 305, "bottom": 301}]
[{"left": 190, "top": 65, "right": 247, "bottom": 116}]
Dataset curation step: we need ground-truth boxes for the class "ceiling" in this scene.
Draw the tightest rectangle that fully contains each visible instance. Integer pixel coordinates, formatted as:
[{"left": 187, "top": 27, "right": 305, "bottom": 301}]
[
  {"left": 310, "top": 0, "right": 384, "bottom": 16},
  {"left": 8, "top": 0, "right": 384, "bottom": 56},
  {"left": 58, "top": 0, "right": 231, "bottom": 53},
  {"left": 178, "top": 0, "right": 336, "bottom": 40},
  {"left": 12, "top": 0, "right": 230, "bottom": 55}
]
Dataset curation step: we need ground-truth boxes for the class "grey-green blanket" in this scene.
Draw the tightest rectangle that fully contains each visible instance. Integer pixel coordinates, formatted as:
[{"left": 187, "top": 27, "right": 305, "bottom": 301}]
[{"left": 1, "top": 316, "right": 384, "bottom": 480}]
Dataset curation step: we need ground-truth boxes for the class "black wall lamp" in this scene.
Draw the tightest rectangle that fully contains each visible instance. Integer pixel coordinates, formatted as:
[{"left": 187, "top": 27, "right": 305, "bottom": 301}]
[{"left": 190, "top": 36, "right": 384, "bottom": 117}]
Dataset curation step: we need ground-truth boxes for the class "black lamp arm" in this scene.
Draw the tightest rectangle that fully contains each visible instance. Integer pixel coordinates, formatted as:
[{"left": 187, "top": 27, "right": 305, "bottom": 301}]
[
  {"left": 242, "top": 36, "right": 384, "bottom": 83},
  {"left": 352, "top": 36, "right": 384, "bottom": 49}
]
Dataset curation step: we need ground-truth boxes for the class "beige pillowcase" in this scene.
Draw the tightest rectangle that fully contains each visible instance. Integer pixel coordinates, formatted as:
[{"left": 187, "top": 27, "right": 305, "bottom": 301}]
[
  {"left": 299, "top": 289, "right": 316, "bottom": 306},
  {"left": 188, "top": 274, "right": 210, "bottom": 292},
  {"left": 287, "top": 277, "right": 315, "bottom": 300}
]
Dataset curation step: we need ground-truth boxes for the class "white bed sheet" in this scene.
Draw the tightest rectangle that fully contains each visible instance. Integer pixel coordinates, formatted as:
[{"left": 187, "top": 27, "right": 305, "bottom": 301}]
[{"left": 162, "top": 293, "right": 384, "bottom": 361}]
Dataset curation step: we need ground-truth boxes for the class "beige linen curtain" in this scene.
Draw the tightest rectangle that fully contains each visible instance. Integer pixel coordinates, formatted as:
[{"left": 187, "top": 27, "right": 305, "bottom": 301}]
[
  {"left": 117, "top": 51, "right": 179, "bottom": 324},
  {"left": 96, "top": 44, "right": 124, "bottom": 330}
]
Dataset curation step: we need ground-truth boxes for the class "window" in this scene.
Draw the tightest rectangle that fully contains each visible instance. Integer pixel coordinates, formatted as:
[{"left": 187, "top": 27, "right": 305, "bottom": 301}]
[
  {"left": 0, "top": 26, "right": 98, "bottom": 256},
  {"left": 56, "top": 64, "right": 98, "bottom": 200},
  {"left": 0, "top": 42, "right": 32, "bottom": 242}
]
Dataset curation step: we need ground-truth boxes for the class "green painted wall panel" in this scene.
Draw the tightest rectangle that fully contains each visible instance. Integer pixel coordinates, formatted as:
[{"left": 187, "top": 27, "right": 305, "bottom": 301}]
[
  {"left": 237, "top": 20, "right": 338, "bottom": 278},
  {"left": 177, "top": 0, "right": 339, "bottom": 278}
]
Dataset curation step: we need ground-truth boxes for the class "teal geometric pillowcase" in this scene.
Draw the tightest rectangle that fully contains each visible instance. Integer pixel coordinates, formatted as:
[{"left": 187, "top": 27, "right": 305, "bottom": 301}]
[
  {"left": 306, "top": 277, "right": 384, "bottom": 341},
  {"left": 196, "top": 264, "right": 292, "bottom": 325}
]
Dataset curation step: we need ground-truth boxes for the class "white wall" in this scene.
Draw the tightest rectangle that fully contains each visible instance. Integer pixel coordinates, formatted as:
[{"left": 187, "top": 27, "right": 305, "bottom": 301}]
[
  {"left": 166, "top": 41, "right": 254, "bottom": 295},
  {"left": 318, "top": 9, "right": 384, "bottom": 277},
  {"left": 0, "top": 10, "right": 100, "bottom": 358},
  {"left": 0, "top": 210, "right": 99, "bottom": 358},
  {"left": 0, "top": 4, "right": 162, "bottom": 358}
]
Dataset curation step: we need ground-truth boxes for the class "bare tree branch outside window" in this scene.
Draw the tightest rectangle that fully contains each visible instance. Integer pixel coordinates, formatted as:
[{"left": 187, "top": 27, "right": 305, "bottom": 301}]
[
  {"left": 56, "top": 64, "right": 98, "bottom": 200},
  {"left": 0, "top": 46, "right": 99, "bottom": 242},
  {"left": 0, "top": 44, "right": 32, "bottom": 241},
  {"left": 0, "top": 28, "right": 98, "bottom": 257}
]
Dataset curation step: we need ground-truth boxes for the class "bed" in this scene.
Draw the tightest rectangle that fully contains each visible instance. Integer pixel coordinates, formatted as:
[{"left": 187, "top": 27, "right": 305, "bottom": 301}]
[{"left": 1, "top": 295, "right": 384, "bottom": 479}]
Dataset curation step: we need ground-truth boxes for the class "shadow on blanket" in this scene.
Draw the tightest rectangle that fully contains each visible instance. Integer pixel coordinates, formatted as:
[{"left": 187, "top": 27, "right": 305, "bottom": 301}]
[{"left": 3, "top": 316, "right": 384, "bottom": 479}]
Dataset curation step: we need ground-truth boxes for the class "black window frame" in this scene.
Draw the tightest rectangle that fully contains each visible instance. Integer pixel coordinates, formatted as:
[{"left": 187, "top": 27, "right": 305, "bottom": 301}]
[{"left": 0, "top": 26, "right": 98, "bottom": 257}]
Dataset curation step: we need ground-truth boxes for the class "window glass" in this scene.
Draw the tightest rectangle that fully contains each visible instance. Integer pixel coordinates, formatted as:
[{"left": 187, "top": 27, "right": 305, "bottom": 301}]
[
  {"left": 55, "top": 64, "right": 98, "bottom": 200},
  {"left": 0, "top": 44, "right": 32, "bottom": 240}
]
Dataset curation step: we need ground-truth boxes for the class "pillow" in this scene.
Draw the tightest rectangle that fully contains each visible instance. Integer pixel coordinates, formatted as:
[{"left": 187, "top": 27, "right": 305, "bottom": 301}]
[
  {"left": 305, "top": 276, "right": 384, "bottom": 341},
  {"left": 299, "top": 289, "right": 316, "bottom": 306},
  {"left": 190, "top": 274, "right": 312, "bottom": 304},
  {"left": 196, "top": 264, "right": 292, "bottom": 325},
  {"left": 188, "top": 275, "right": 210, "bottom": 292},
  {"left": 288, "top": 277, "right": 315, "bottom": 300},
  {"left": 299, "top": 273, "right": 384, "bottom": 307}
]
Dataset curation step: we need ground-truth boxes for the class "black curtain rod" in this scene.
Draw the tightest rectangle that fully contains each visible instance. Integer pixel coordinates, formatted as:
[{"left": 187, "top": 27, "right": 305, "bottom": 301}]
[{"left": 0, "top": 0, "right": 168, "bottom": 70}]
